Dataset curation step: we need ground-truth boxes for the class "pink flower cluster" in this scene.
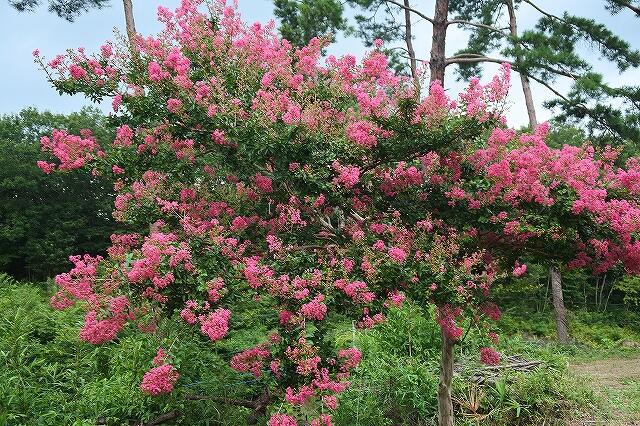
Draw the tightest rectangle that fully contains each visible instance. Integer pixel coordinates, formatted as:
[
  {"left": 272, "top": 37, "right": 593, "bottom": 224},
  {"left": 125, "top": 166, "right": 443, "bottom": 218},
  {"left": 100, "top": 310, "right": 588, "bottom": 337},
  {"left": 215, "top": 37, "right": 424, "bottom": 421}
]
[
  {"left": 512, "top": 261, "right": 527, "bottom": 277},
  {"left": 300, "top": 294, "right": 328, "bottom": 320},
  {"left": 479, "top": 347, "right": 501, "bottom": 365},
  {"left": 38, "top": 129, "right": 103, "bottom": 172},
  {"left": 199, "top": 307, "right": 231, "bottom": 341},
  {"left": 230, "top": 344, "right": 271, "bottom": 377},
  {"left": 140, "top": 363, "right": 179, "bottom": 395},
  {"left": 437, "top": 305, "right": 464, "bottom": 341}
]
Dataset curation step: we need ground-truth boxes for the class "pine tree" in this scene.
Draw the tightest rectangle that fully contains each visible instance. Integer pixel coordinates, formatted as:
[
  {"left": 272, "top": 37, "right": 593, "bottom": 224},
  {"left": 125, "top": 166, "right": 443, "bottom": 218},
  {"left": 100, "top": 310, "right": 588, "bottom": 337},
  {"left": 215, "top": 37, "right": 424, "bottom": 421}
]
[
  {"left": 606, "top": 0, "right": 640, "bottom": 16},
  {"left": 449, "top": 0, "right": 640, "bottom": 141},
  {"left": 273, "top": 0, "right": 640, "bottom": 142},
  {"left": 8, "top": 0, "right": 110, "bottom": 21},
  {"left": 272, "top": 0, "right": 346, "bottom": 48},
  {"left": 9, "top": 0, "right": 137, "bottom": 50}
]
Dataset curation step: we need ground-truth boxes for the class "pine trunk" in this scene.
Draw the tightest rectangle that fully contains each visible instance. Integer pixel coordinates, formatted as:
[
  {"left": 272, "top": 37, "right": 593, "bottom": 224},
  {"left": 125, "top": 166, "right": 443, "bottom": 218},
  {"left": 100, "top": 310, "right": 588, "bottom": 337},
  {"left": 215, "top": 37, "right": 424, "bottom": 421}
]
[
  {"left": 122, "top": 0, "right": 137, "bottom": 50},
  {"left": 429, "top": 0, "right": 449, "bottom": 84},
  {"left": 506, "top": 0, "right": 537, "bottom": 128},
  {"left": 520, "top": 76, "right": 537, "bottom": 127},
  {"left": 437, "top": 331, "right": 455, "bottom": 426},
  {"left": 550, "top": 266, "right": 569, "bottom": 343},
  {"left": 403, "top": 0, "right": 420, "bottom": 96}
]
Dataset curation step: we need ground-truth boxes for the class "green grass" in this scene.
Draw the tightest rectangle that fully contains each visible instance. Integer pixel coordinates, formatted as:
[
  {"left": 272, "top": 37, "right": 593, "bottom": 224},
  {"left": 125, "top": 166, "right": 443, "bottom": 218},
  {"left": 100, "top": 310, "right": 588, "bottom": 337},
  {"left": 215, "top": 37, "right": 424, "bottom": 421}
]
[{"left": 1, "top": 279, "right": 639, "bottom": 425}]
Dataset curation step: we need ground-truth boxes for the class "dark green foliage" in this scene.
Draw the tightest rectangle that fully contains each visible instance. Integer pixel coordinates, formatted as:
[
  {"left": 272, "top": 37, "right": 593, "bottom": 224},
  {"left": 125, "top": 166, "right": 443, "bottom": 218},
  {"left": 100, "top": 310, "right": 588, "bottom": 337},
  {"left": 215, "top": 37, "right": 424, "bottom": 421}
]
[
  {"left": 449, "top": 0, "right": 506, "bottom": 80},
  {"left": 450, "top": 0, "right": 640, "bottom": 144},
  {"left": 273, "top": 0, "right": 347, "bottom": 47},
  {"left": 605, "top": 0, "right": 640, "bottom": 16},
  {"left": 8, "top": 0, "right": 110, "bottom": 21},
  {"left": 0, "top": 108, "right": 115, "bottom": 280},
  {"left": 545, "top": 75, "right": 640, "bottom": 144},
  {"left": 2, "top": 282, "right": 614, "bottom": 425}
]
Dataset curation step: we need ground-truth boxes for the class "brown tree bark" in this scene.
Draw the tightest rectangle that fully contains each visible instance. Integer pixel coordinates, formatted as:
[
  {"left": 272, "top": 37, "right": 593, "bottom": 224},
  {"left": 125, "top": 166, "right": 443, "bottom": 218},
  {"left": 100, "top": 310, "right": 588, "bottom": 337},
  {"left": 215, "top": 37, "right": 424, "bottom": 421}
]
[
  {"left": 403, "top": 0, "right": 420, "bottom": 96},
  {"left": 505, "top": 0, "right": 537, "bottom": 128},
  {"left": 122, "top": 0, "right": 137, "bottom": 51},
  {"left": 550, "top": 266, "right": 569, "bottom": 343},
  {"left": 437, "top": 331, "right": 455, "bottom": 426},
  {"left": 609, "top": 0, "right": 640, "bottom": 16},
  {"left": 430, "top": 0, "right": 449, "bottom": 84}
]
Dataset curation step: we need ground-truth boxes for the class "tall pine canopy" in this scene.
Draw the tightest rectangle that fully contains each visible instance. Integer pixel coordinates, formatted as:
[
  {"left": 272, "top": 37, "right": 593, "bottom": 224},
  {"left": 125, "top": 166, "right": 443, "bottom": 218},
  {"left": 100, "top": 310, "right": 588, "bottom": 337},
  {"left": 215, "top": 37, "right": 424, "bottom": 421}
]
[
  {"left": 8, "top": 0, "right": 110, "bottom": 21},
  {"left": 272, "top": 0, "right": 640, "bottom": 143}
]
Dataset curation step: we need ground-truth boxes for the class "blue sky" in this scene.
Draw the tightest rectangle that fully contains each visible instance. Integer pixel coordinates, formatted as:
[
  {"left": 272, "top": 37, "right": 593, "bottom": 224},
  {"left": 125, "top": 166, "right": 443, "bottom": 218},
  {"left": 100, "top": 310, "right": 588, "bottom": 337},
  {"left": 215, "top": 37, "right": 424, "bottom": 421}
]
[{"left": 1, "top": 0, "right": 638, "bottom": 127}]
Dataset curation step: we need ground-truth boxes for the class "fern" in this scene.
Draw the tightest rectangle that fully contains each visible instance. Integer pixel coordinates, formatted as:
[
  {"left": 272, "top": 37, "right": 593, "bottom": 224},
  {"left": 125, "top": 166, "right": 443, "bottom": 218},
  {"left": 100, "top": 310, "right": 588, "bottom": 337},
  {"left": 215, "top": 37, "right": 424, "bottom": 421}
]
[{"left": 0, "top": 272, "right": 18, "bottom": 287}]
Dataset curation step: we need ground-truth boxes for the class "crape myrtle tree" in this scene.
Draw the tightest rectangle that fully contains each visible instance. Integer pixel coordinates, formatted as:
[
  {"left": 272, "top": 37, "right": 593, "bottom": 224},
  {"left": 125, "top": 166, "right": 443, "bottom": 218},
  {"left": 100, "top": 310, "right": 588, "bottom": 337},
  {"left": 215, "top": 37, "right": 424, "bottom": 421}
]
[{"left": 35, "top": 1, "right": 640, "bottom": 425}]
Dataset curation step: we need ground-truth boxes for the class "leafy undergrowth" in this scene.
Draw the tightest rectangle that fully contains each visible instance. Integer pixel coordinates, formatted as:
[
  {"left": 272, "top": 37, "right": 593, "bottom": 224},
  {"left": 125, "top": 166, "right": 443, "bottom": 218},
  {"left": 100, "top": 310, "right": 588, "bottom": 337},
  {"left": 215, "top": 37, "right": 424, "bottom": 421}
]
[
  {"left": 498, "top": 307, "right": 640, "bottom": 426},
  {"left": 1, "top": 280, "right": 639, "bottom": 425}
]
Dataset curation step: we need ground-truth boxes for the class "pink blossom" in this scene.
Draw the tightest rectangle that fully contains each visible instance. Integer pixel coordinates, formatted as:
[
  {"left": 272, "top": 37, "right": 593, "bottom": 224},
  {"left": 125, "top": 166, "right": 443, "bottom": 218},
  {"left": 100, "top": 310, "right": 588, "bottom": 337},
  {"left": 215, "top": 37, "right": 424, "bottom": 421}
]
[
  {"left": 332, "top": 161, "right": 360, "bottom": 188},
  {"left": 79, "top": 310, "right": 125, "bottom": 344},
  {"left": 37, "top": 161, "right": 56, "bottom": 174},
  {"left": 479, "top": 347, "right": 501, "bottom": 365},
  {"left": 311, "top": 414, "right": 333, "bottom": 426},
  {"left": 285, "top": 384, "right": 315, "bottom": 405},
  {"left": 512, "top": 262, "right": 527, "bottom": 277},
  {"left": 388, "top": 247, "right": 408, "bottom": 263},
  {"left": 437, "top": 305, "right": 463, "bottom": 341},
  {"left": 480, "top": 302, "right": 502, "bottom": 321},
  {"left": 140, "top": 364, "right": 179, "bottom": 395},
  {"left": 112, "top": 94, "right": 123, "bottom": 112},
  {"left": 167, "top": 98, "right": 183, "bottom": 113},
  {"left": 199, "top": 308, "right": 231, "bottom": 341},
  {"left": 300, "top": 294, "right": 327, "bottom": 320},
  {"left": 338, "top": 347, "right": 362, "bottom": 371},
  {"left": 69, "top": 64, "right": 87, "bottom": 79},
  {"left": 255, "top": 173, "right": 273, "bottom": 193},
  {"left": 230, "top": 345, "right": 270, "bottom": 377},
  {"left": 269, "top": 414, "right": 298, "bottom": 426},
  {"left": 347, "top": 120, "right": 380, "bottom": 148}
]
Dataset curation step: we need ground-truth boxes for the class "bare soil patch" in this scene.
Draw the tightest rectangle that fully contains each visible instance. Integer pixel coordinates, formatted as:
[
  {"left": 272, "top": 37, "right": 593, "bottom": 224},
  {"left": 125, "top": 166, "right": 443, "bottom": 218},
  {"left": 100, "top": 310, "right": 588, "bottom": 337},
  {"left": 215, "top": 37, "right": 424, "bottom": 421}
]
[{"left": 569, "top": 356, "right": 640, "bottom": 426}]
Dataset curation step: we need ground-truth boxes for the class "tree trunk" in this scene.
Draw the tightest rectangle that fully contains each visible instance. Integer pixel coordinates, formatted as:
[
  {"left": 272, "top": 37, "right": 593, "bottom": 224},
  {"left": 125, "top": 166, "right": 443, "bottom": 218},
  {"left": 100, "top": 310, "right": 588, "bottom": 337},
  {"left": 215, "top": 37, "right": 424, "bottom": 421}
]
[
  {"left": 403, "top": 0, "right": 420, "bottom": 96},
  {"left": 437, "top": 331, "right": 455, "bottom": 426},
  {"left": 505, "top": 0, "right": 537, "bottom": 128},
  {"left": 550, "top": 266, "right": 569, "bottom": 343},
  {"left": 122, "top": 0, "right": 137, "bottom": 50},
  {"left": 520, "top": 75, "right": 537, "bottom": 127},
  {"left": 430, "top": 0, "right": 449, "bottom": 84}
]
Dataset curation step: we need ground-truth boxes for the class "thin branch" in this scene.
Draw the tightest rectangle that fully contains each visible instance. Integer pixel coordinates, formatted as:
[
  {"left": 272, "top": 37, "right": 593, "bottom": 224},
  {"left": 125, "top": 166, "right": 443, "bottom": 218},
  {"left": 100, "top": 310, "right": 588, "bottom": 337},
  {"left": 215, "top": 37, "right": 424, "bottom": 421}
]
[
  {"left": 521, "top": 0, "right": 568, "bottom": 24},
  {"left": 520, "top": 71, "right": 570, "bottom": 101},
  {"left": 446, "top": 19, "right": 509, "bottom": 35},
  {"left": 445, "top": 54, "right": 579, "bottom": 79},
  {"left": 384, "top": 0, "right": 435, "bottom": 24},
  {"left": 403, "top": 0, "right": 419, "bottom": 91},
  {"left": 445, "top": 54, "right": 514, "bottom": 67},
  {"left": 134, "top": 411, "right": 179, "bottom": 426},
  {"left": 524, "top": 72, "right": 621, "bottom": 136}
]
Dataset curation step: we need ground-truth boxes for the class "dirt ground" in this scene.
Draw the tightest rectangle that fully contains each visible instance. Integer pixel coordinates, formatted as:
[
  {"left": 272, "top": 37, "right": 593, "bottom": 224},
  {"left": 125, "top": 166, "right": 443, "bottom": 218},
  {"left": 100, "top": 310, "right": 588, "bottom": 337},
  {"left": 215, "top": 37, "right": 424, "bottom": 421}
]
[{"left": 569, "top": 357, "right": 640, "bottom": 426}]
